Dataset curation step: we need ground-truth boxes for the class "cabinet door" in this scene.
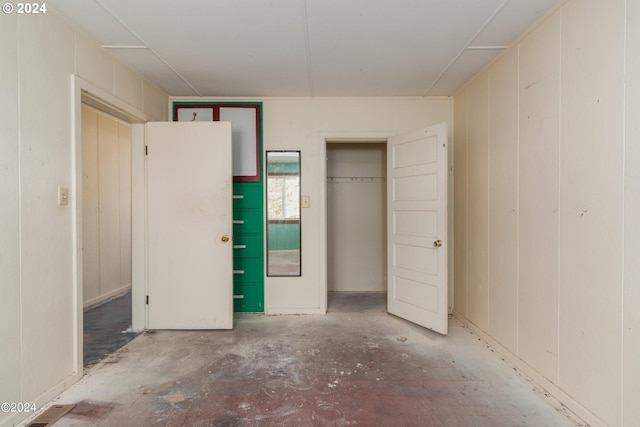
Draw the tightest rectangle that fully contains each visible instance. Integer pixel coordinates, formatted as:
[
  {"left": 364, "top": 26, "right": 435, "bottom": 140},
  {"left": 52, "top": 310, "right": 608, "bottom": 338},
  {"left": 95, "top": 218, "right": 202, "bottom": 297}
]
[
  {"left": 173, "top": 103, "right": 265, "bottom": 313},
  {"left": 174, "top": 103, "right": 261, "bottom": 182},
  {"left": 147, "top": 121, "right": 233, "bottom": 329}
]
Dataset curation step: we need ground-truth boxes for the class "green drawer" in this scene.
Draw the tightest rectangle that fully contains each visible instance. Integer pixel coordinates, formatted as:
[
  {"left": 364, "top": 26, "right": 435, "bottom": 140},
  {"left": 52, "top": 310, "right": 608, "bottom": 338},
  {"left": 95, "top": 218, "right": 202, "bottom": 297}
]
[
  {"left": 231, "top": 181, "right": 264, "bottom": 313},
  {"left": 232, "top": 234, "right": 262, "bottom": 258},
  {"left": 233, "top": 258, "right": 263, "bottom": 283},
  {"left": 233, "top": 210, "right": 262, "bottom": 234},
  {"left": 233, "top": 182, "right": 263, "bottom": 209},
  {"left": 234, "top": 282, "right": 264, "bottom": 312}
]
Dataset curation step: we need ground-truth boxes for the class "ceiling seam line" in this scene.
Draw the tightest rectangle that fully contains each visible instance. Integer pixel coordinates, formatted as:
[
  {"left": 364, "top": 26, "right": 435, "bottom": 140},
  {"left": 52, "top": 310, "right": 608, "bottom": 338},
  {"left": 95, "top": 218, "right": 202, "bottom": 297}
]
[
  {"left": 422, "top": 0, "right": 511, "bottom": 97},
  {"left": 302, "top": 0, "right": 315, "bottom": 97},
  {"left": 93, "top": 0, "right": 202, "bottom": 97},
  {"left": 466, "top": 46, "right": 509, "bottom": 50}
]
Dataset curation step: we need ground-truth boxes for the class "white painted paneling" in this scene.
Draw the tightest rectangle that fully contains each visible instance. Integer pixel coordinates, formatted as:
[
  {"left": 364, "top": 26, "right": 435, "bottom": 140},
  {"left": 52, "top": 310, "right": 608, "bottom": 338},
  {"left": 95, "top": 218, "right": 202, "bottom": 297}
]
[
  {"left": 487, "top": 48, "right": 518, "bottom": 353},
  {"left": 75, "top": 35, "right": 114, "bottom": 94},
  {"left": 98, "top": 114, "right": 122, "bottom": 296},
  {"left": 624, "top": 2, "right": 640, "bottom": 425},
  {"left": 559, "top": 1, "right": 625, "bottom": 425},
  {"left": 119, "top": 122, "right": 132, "bottom": 290},
  {"left": 0, "top": 12, "right": 21, "bottom": 415},
  {"left": 143, "top": 81, "right": 168, "bottom": 121},
  {"left": 17, "top": 11, "right": 77, "bottom": 400},
  {"left": 82, "top": 106, "right": 132, "bottom": 306},
  {"left": 453, "top": 88, "right": 468, "bottom": 318},
  {"left": 517, "top": 13, "right": 561, "bottom": 382},
  {"left": 453, "top": 1, "right": 633, "bottom": 425},
  {"left": 0, "top": 8, "right": 166, "bottom": 424},
  {"left": 114, "top": 61, "right": 144, "bottom": 111},
  {"left": 319, "top": 100, "right": 394, "bottom": 133},
  {"left": 466, "top": 73, "right": 490, "bottom": 331},
  {"left": 327, "top": 144, "right": 386, "bottom": 292},
  {"left": 81, "top": 107, "right": 101, "bottom": 303}
]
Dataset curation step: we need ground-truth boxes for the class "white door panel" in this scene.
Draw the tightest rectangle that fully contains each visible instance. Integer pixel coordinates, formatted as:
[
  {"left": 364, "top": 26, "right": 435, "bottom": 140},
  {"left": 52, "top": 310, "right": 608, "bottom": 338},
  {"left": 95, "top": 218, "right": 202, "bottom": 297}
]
[
  {"left": 387, "top": 123, "right": 448, "bottom": 334},
  {"left": 146, "top": 121, "right": 233, "bottom": 330}
]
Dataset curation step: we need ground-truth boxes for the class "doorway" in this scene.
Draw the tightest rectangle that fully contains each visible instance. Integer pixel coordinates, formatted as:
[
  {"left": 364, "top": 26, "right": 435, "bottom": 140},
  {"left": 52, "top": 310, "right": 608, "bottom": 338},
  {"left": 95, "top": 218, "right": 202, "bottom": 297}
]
[
  {"left": 80, "top": 104, "right": 137, "bottom": 366},
  {"left": 326, "top": 142, "right": 387, "bottom": 312}
]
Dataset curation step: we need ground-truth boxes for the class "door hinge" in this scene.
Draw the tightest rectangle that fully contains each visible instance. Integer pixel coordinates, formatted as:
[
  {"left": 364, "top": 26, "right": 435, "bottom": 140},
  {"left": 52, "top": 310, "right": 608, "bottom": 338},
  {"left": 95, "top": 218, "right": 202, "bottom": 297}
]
[
  {"left": 145, "top": 146, "right": 148, "bottom": 155},
  {"left": 146, "top": 295, "right": 149, "bottom": 305}
]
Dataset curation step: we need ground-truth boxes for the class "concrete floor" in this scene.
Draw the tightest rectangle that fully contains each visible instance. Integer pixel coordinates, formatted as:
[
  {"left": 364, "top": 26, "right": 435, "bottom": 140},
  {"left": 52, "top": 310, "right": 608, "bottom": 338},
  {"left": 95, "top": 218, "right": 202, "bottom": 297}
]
[
  {"left": 83, "top": 292, "right": 139, "bottom": 368},
  {"left": 29, "top": 293, "right": 585, "bottom": 427}
]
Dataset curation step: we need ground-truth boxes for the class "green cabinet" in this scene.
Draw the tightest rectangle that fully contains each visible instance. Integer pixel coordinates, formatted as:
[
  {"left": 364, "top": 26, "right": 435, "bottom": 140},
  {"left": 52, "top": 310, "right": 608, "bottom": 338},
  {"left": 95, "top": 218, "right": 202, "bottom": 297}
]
[
  {"left": 173, "top": 102, "right": 264, "bottom": 312},
  {"left": 232, "top": 182, "right": 264, "bottom": 312}
]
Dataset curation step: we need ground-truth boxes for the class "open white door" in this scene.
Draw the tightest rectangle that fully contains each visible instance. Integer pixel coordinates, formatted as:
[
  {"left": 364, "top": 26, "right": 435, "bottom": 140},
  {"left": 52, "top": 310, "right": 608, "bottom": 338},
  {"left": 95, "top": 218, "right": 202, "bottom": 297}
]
[
  {"left": 387, "top": 123, "right": 448, "bottom": 334},
  {"left": 146, "top": 121, "right": 233, "bottom": 329}
]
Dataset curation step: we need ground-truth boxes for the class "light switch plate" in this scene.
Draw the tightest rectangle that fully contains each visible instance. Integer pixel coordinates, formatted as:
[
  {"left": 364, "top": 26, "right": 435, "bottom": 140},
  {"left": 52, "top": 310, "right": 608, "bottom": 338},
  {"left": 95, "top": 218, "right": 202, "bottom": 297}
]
[
  {"left": 58, "top": 187, "right": 69, "bottom": 205},
  {"left": 302, "top": 196, "right": 310, "bottom": 208}
]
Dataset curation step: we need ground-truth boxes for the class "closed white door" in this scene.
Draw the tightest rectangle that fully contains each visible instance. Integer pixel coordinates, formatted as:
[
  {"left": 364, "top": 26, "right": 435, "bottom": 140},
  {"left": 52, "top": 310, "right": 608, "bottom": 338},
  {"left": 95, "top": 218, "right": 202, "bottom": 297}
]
[
  {"left": 146, "top": 121, "right": 233, "bottom": 329},
  {"left": 387, "top": 123, "right": 448, "bottom": 335}
]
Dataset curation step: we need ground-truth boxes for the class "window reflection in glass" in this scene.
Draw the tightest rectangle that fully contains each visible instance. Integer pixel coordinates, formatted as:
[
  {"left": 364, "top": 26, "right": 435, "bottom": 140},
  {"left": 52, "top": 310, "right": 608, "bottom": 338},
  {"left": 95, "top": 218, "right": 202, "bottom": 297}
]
[{"left": 266, "top": 151, "right": 301, "bottom": 276}]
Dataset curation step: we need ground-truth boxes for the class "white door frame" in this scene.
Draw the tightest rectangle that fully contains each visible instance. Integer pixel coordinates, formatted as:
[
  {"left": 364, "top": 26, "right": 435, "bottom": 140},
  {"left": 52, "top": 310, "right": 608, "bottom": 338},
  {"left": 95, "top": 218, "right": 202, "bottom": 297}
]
[
  {"left": 325, "top": 139, "right": 388, "bottom": 294},
  {"left": 318, "top": 132, "right": 395, "bottom": 313},
  {"left": 71, "top": 76, "right": 150, "bottom": 376},
  {"left": 318, "top": 129, "right": 453, "bottom": 317}
]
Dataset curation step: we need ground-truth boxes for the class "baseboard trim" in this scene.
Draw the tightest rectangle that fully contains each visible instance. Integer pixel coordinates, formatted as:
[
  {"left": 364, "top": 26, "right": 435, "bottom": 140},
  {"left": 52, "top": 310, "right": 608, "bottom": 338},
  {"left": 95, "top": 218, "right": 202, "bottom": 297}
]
[
  {"left": 83, "top": 284, "right": 131, "bottom": 311},
  {"left": 452, "top": 310, "right": 603, "bottom": 427},
  {"left": 1, "top": 371, "right": 83, "bottom": 427},
  {"left": 265, "top": 307, "right": 326, "bottom": 315}
]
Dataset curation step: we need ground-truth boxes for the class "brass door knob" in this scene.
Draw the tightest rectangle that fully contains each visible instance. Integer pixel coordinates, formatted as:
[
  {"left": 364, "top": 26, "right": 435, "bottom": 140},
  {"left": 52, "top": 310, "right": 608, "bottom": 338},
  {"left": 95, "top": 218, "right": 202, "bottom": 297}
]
[
  {"left": 221, "top": 235, "right": 230, "bottom": 243},
  {"left": 433, "top": 240, "right": 443, "bottom": 248}
]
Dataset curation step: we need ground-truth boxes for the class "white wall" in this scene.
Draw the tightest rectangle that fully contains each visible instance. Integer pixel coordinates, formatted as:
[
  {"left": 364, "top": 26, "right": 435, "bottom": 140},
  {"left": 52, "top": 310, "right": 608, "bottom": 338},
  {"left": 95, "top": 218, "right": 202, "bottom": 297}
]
[
  {"left": 82, "top": 105, "right": 132, "bottom": 308},
  {"left": 0, "top": 9, "right": 167, "bottom": 427},
  {"left": 453, "top": 0, "right": 639, "bottom": 426},
  {"left": 263, "top": 98, "right": 452, "bottom": 313},
  {"left": 327, "top": 143, "right": 387, "bottom": 292},
  {"left": 173, "top": 97, "right": 453, "bottom": 313},
  {"left": 624, "top": 0, "right": 640, "bottom": 423}
]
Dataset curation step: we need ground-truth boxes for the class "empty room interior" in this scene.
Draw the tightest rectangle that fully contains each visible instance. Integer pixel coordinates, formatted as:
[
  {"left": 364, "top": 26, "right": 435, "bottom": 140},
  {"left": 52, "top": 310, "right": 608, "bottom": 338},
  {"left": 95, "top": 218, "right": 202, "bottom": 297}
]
[{"left": 1, "top": 0, "right": 639, "bottom": 426}]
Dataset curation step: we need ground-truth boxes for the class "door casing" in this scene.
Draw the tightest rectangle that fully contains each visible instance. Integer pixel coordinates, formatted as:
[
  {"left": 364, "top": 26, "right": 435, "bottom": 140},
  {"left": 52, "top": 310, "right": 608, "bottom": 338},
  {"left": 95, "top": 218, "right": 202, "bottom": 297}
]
[{"left": 320, "top": 126, "right": 451, "bottom": 333}]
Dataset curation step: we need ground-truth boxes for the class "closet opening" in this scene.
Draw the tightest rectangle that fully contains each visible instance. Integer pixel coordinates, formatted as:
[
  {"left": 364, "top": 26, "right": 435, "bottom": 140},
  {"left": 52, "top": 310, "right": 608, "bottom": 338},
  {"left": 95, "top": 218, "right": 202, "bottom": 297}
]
[{"left": 326, "top": 142, "right": 387, "bottom": 313}]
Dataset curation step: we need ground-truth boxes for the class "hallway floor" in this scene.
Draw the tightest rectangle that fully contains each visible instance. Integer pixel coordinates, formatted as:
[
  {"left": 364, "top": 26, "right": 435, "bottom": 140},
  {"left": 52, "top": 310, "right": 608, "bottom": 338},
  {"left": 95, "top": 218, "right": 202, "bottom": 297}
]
[
  {"left": 83, "top": 291, "right": 139, "bottom": 368},
  {"left": 31, "top": 293, "right": 584, "bottom": 426}
]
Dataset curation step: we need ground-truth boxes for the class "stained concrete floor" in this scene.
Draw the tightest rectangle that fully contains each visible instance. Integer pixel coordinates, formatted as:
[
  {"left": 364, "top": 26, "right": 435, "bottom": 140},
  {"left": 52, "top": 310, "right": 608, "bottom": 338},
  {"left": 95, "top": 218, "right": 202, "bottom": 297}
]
[
  {"left": 83, "top": 292, "right": 139, "bottom": 368},
  {"left": 32, "top": 292, "right": 585, "bottom": 427}
]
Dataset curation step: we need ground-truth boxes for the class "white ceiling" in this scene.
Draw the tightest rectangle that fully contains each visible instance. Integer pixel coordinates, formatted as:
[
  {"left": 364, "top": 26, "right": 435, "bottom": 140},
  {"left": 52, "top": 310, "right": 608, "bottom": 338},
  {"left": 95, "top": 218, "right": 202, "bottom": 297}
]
[{"left": 49, "top": 0, "right": 560, "bottom": 97}]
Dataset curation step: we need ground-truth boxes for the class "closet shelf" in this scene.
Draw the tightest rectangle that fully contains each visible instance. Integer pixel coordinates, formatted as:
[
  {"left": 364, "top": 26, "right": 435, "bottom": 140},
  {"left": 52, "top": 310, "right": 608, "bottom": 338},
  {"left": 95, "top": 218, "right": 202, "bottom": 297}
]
[{"left": 327, "top": 176, "right": 385, "bottom": 184}]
